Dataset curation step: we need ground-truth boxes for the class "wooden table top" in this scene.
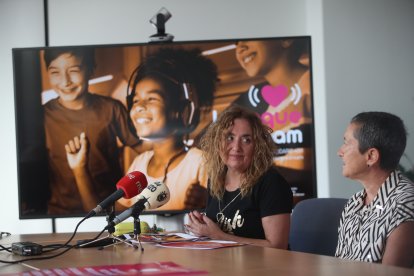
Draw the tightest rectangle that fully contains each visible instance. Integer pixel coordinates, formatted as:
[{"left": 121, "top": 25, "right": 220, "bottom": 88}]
[{"left": 0, "top": 232, "right": 412, "bottom": 275}]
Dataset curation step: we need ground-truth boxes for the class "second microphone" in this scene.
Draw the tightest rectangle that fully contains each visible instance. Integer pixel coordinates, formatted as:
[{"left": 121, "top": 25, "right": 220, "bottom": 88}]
[{"left": 106, "top": 181, "right": 170, "bottom": 229}]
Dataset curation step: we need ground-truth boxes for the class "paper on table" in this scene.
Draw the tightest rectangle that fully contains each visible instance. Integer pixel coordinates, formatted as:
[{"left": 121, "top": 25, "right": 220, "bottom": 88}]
[
  {"left": 155, "top": 239, "right": 245, "bottom": 250},
  {"left": 6, "top": 262, "right": 207, "bottom": 275},
  {"left": 123, "top": 232, "right": 208, "bottom": 243}
]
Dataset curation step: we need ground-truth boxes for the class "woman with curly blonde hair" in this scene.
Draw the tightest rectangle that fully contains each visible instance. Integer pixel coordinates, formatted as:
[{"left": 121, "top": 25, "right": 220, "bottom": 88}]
[{"left": 186, "top": 105, "right": 293, "bottom": 248}]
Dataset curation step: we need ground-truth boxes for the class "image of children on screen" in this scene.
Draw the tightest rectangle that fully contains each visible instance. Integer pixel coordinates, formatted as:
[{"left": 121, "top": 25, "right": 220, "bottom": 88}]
[
  {"left": 42, "top": 48, "right": 141, "bottom": 215},
  {"left": 14, "top": 37, "right": 317, "bottom": 219},
  {"left": 118, "top": 47, "right": 218, "bottom": 211}
]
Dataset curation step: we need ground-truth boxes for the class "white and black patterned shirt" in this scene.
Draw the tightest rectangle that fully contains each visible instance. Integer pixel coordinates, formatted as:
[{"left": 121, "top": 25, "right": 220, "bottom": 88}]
[{"left": 335, "top": 170, "right": 414, "bottom": 263}]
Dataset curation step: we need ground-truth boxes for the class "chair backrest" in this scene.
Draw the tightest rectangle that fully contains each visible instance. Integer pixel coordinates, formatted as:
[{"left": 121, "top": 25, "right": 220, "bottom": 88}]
[{"left": 289, "top": 197, "right": 348, "bottom": 256}]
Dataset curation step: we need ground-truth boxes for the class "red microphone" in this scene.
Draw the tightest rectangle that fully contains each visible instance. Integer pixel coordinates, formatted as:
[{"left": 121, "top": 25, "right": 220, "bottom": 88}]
[
  {"left": 85, "top": 171, "right": 148, "bottom": 219},
  {"left": 115, "top": 171, "right": 148, "bottom": 199}
]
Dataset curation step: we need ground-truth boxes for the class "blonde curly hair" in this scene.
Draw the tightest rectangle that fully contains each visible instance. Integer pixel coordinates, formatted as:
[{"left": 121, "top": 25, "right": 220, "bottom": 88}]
[{"left": 199, "top": 105, "right": 276, "bottom": 199}]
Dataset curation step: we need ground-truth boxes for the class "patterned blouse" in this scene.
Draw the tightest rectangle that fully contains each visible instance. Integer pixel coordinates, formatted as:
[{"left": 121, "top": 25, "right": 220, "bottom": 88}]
[{"left": 335, "top": 170, "right": 414, "bottom": 263}]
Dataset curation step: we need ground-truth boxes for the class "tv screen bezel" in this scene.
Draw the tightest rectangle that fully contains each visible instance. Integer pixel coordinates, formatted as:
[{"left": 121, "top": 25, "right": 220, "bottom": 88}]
[{"left": 12, "top": 35, "right": 317, "bottom": 219}]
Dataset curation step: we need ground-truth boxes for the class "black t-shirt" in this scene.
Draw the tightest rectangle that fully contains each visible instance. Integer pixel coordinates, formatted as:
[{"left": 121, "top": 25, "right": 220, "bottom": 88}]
[{"left": 205, "top": 167, "right": 293, "bottom": 239}]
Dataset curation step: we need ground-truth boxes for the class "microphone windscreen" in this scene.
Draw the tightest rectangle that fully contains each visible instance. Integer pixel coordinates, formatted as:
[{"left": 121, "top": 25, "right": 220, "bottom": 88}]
[
  {"left": 116, "top": 171, "right": 148, "bottom": 199},
  {"left": 138, "top": 181, "right": 170, "bottom": 210}
]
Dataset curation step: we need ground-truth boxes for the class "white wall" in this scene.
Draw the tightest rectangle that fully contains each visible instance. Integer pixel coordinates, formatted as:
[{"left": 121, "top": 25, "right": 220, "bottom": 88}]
[
  {"left": 0, "top": 0, "right": 52, "bottom": 233},
  {"left": 323, "top": 0, "right": 414, "bottom": 198},
  {"left": 46, "top": 0, "right": 308, "bottom": 45},
  {"left": 2, "top": 0, "right": 412, "bottom": 235}
]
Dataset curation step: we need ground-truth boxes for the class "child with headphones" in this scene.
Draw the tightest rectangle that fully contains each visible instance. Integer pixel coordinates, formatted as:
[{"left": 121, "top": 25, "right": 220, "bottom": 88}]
[{"left": 118, "top": 47, "right": 218, "bottom": 211}]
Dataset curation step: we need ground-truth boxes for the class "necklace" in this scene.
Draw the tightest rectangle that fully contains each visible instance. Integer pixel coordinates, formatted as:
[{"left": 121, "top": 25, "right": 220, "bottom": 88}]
[
  {"left": 149, "top": 148, "right": 186, "bottom": 183},
  {"left": 161, "top": 149, "right": 186, "bottom": 183},
  {"left": 216, "top": 191, "right": 241, "bottom": 222}
]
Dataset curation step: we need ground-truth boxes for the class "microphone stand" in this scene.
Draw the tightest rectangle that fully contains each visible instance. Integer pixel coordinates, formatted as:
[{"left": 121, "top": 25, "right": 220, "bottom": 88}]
[
  {"left": 132, "top": 212, "right": 144, "bottom": 252},
  {"left": 77, "top": 204, "right": 135, "bottom": 249},
  {"left": 121, "top": 202, "right": 145, "bottom": 252}
]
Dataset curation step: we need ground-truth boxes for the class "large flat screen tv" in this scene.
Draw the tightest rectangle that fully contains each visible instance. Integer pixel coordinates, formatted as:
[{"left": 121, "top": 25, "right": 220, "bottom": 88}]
[{"left": 13, "top": 36, "right": 316, "bottom": 219}]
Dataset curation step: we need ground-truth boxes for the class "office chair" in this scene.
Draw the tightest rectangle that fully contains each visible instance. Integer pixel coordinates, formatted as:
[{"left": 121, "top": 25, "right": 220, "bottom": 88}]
[{"left": 289, "top": 197, "right": 348, "bottom": 256}]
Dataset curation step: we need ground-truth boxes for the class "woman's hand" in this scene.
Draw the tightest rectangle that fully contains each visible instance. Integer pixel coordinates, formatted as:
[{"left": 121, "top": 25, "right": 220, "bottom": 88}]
[
  {"left": 187, "top": 212, "right": 291, "bottom": 248},
  {"left": 186, "top": 210, "right": 223, "bottom": 239}
]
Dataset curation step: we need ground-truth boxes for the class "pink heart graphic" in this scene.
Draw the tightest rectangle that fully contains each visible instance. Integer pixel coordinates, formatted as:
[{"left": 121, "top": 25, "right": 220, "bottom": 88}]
[{"left": 261, "top": 85, "right": 289, "bottom": 107}]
